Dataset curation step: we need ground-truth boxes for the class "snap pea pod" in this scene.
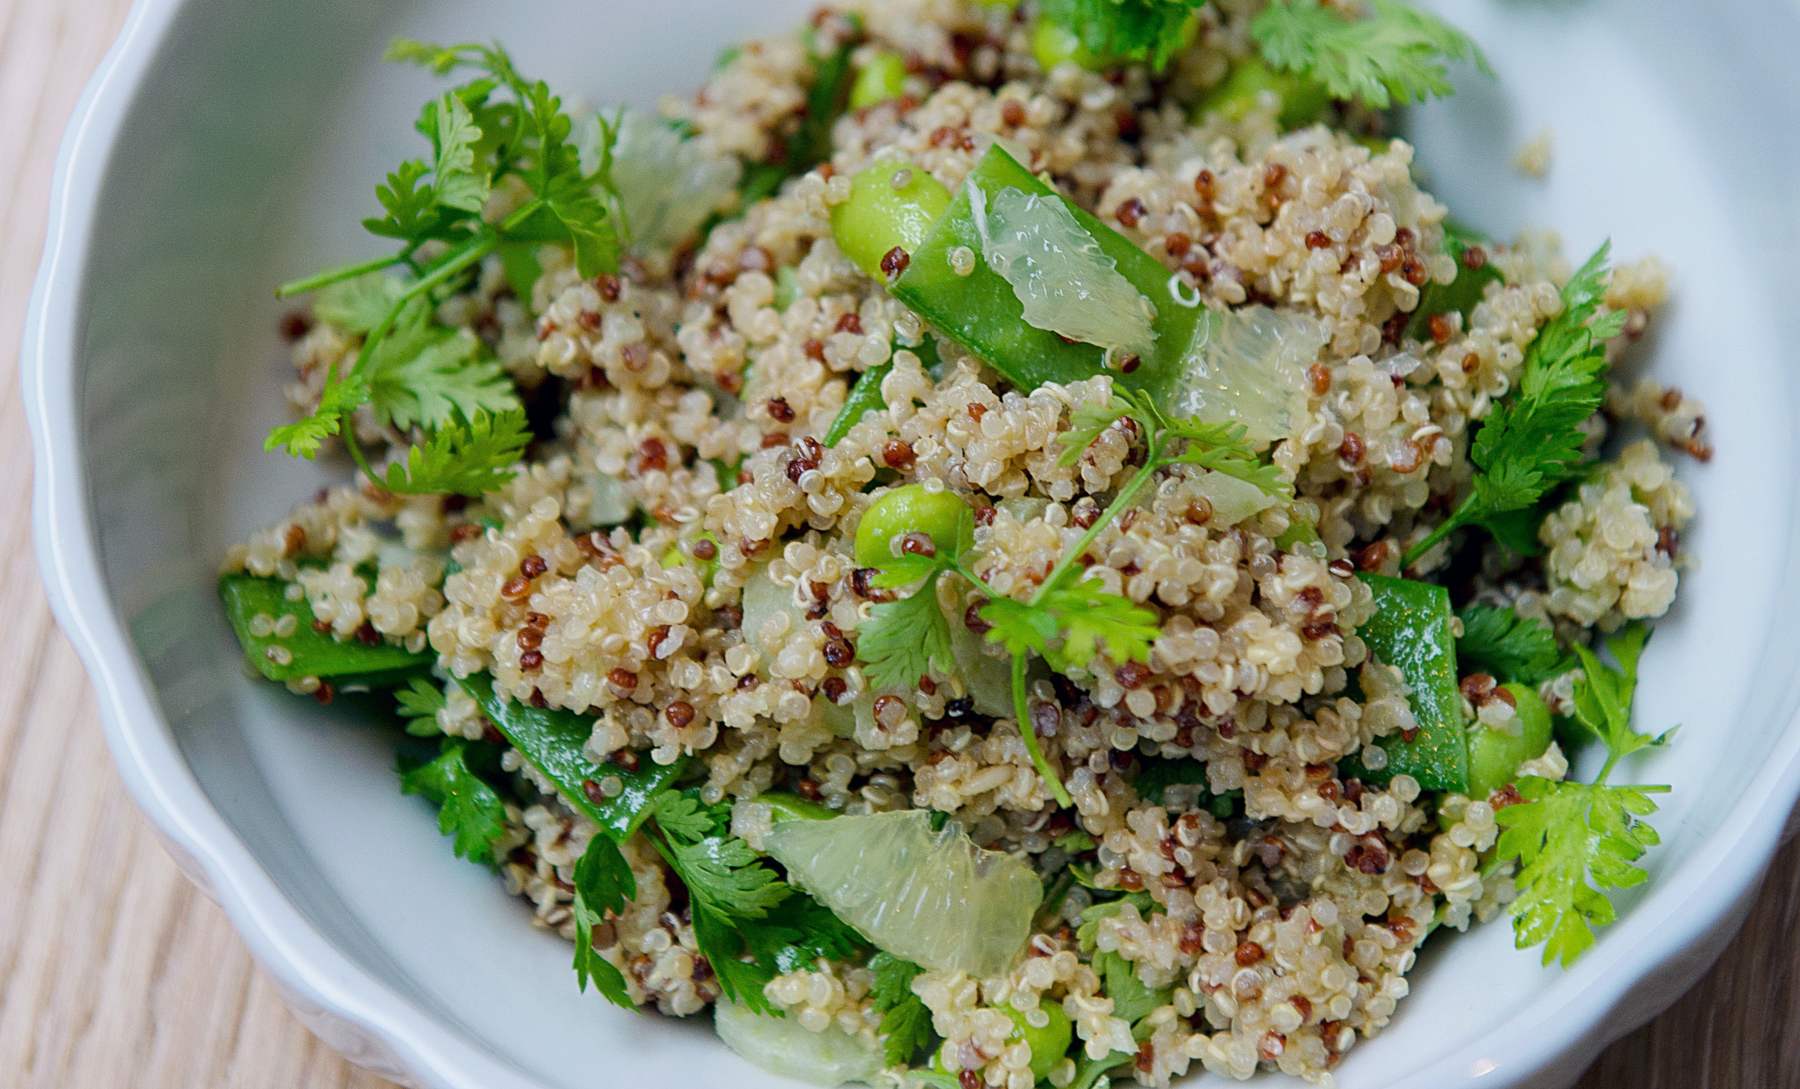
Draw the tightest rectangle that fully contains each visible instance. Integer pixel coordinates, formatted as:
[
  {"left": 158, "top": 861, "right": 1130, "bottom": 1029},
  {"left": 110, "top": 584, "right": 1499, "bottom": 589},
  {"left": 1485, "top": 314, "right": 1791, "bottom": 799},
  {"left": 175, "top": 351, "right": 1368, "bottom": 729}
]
[
  {"left": 220, "top": 574, "right": 430, "bottom": 685},
  {"left": 825, "top": 363, "right": 891, "bottom": 446},
  {"left": 1349, "top": 574, "right": 1469, "bottom": 792},
  {"left": 889, "top": 144, "right": 1209, "bottom": 394},
  {"left": 456, "top": 672, "right": 685, "bottom": 839},
  {"left": 1404, "top": 221, "right": 1503, "bottom": 342}
]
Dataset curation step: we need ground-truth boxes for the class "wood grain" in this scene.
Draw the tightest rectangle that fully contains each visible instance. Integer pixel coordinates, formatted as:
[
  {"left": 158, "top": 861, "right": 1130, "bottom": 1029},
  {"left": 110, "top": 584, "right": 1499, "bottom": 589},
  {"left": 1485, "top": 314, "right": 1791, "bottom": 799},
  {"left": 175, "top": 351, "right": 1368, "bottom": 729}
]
[{"left": 0, "top": 3, "right": 1791, "bottom": 1088}]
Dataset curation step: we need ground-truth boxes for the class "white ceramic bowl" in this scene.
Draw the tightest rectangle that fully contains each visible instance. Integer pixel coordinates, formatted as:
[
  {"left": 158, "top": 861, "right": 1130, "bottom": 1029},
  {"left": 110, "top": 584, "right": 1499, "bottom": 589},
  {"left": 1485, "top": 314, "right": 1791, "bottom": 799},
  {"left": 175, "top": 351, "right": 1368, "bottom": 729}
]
[{"left": 24, "top": 1, "right": 1800, "bottom": 1087}]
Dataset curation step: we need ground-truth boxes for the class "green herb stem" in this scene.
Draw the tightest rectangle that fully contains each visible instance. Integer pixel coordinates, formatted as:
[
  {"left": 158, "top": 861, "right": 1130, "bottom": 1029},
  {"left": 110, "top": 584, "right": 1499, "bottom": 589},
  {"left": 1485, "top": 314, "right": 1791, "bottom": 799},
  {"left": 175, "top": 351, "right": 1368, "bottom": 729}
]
[
  {"left": 1401, "top": 500, "right": 1468, "bottom": 569},
  {"left": 1011, "top": 651, "right": 1072, "bottom": 807},
  {"left": 275, "top": 253, "right": 410, "bottom": 299}
]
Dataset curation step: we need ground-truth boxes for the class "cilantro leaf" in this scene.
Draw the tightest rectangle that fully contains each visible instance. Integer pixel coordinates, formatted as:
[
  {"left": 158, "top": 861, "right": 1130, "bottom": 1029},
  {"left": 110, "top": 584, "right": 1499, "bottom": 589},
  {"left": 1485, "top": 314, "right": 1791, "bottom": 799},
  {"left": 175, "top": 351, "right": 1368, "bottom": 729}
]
[
  {"left": 1165, "top": 417, "right": 1294, "bottom": 499},
  {"left": 1456, "top": 604, "right": 1571, "bottom": 687},
  {"left": 1404, "top": 243, "right": 1623, "bottom": 567},
  {"left": 1493, "top": 778, "right": 1666, "bottom": 966},
  {"left": 869, "top": 953, "right": 934, "bottom": 1067},
  {"left": 430, "top": 91, "right": 491, "bottom": 214},
  {"left": 364, "top": 159, "right": 445, "bottom": 242},
  {"left": 1057, "top": 400, "right": 1131, "bottom": 467},
  {"left": 1097, "top": 950, "right": 1169, "bottom": 1023},
  {"left": 398, "top": 739, "right": 508, "bottom": 864},
  {"left": 667, "top": 833, "right": 791, "bottom": 922},
  {"left": 1039, "top": 0, "right": 1207, "bottom": 71},
  {"left": 1492, "top": 623, "right": 1671, "bottom": 967},
  {"left": 395, "top": 675, "right": 447, "bottom": 737},
  {"left": 265, "top": 367, "right": 373, "bottom": 459},
  {"left": 571, "top": 833, "right": 636, "bottom": 1008},
  {"left": 1252, "top": 0, "right": 1490, "bottom": 110},
  {"left": 979, "top": 578, "right": 1158, "bottom": 674},
  {"left": 366, "top": 317, "right": 519, "bottom": 432},
  {"left": 314, "top": 273, "right": 415, "bottom": 334},
  {"left": 857, "top": 568, "right": 958, "bottom": 691},
  {"left": 650, "top": 789, "right": 727, "bottom": 844},
  {"left": 380, "top": 409, "right": 531, "bottom": 496}
]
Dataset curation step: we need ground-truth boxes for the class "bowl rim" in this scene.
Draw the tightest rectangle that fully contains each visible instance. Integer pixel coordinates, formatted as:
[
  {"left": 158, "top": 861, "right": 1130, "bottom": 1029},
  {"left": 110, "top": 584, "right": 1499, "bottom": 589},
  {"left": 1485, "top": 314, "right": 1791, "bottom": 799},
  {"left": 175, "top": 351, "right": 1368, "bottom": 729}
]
[{"left": 22, "top": 2, "right": 1800, "bottom": 1088}]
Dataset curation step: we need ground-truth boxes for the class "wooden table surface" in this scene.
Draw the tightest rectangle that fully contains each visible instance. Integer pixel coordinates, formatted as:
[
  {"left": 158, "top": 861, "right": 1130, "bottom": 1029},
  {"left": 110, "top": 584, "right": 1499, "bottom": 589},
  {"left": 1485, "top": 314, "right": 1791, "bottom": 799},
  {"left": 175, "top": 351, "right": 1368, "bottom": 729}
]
[{"left": 0, "top": 2, "right": 1794, "bottom": 1087}]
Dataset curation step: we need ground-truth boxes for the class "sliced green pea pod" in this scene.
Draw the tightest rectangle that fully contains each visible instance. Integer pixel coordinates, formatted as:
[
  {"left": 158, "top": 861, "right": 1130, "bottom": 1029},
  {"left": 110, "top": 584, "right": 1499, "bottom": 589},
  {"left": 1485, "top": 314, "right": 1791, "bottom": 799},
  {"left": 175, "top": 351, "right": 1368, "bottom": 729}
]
[
  {"left": 1195, "top": 57, "right": 1332, "bottom": 129},
  {"left": 1347, "top": 574, "right": 1469, "bottom": 792},
  {"left": 220, "top": 574, "right": 431, "bottom": 685},
  {"left": 850, "top": 49, "right": 908, "bottom": 110},
  {"left": 825, "top": 362, "right": 891, "bottom": 447},
  {"left": 759, "top": 791, "right": 836, "bottom": 823},
  {"left": 455, "top": 672, "right": 685, "bottom": 839},
  {"left": 854, "top": 484, "right": 974, "bottom": 565},
  {"left": 890, "top": 144, "right": 1209, "bottom": 395},
  {"left": 1467, "top": 682, "right": 1554, "bottom": 796},
  {"left": 831, "top": 159, "right": 953, "bottom": 280}
]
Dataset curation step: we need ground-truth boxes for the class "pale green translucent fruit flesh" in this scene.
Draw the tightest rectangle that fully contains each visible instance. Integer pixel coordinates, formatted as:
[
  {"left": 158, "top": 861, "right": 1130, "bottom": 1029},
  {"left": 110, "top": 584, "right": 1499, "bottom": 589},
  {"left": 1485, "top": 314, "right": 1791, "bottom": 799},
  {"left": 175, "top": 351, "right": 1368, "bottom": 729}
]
[
  {"left": 1171, "top": 305, "right": 1324, "bottom": 447},
  {"left": 970, "top": 182, "right": 1156, "bottom": 361},
  {"left": 714, "top": 1001, "right": 883, "bottom": 1087},
  {"left": 764, "top": 809, "right": 1043, "bottom": 978}
]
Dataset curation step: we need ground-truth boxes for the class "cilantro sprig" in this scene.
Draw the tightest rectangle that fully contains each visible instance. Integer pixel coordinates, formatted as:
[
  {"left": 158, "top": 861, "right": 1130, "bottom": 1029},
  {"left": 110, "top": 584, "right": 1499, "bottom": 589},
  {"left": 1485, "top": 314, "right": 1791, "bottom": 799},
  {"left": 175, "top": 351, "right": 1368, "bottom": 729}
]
[
  {"left": 855, "top": 390, "right": 1289, "bottom": 807},
  {"left": 869, "top": 953, "right": 935, "bottom": 1066},
  {"left": 1494, "top": 624, "right": 1673, "bottom": 966},
  {"left": 1403, "top": 243, "right": 1625, "bottom": 568},
  {"left": 1251, "top": 0, "right": 1490, "bottom": 110},
  {"left": 270, "top": 40, "right": 624, "bottom": 496},
  {"left": 1455, "top": 603, "right": 1572, "bottom": 687},
  {"left": 569, "top": 788, "right": 870, "bottom": 1014},
  {"left": 398, "top": 739, "right": 509, "bottom": 865}
]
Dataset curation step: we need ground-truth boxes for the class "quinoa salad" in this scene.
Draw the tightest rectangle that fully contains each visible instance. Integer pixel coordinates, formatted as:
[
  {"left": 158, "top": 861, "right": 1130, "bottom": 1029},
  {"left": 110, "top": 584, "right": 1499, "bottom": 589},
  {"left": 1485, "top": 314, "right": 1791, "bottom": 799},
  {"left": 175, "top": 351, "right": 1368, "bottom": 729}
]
[{"left": 220, "top": 2, "right": 1710, "bottom": 1086}]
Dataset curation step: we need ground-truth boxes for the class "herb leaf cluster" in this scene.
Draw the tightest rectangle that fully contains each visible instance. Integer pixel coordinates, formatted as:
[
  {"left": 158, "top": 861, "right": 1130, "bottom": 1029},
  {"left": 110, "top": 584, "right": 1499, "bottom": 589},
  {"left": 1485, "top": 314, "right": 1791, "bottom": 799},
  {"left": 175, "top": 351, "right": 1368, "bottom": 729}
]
[
  {"left": 1252, "top": 0, "right": 1490, "bottom": 109},
  {"left": 269, "top": 40, "right": 626, "bottom": 496},
  {"left": 1494, "top": 624, "right": 1672, "bottom": 966}
]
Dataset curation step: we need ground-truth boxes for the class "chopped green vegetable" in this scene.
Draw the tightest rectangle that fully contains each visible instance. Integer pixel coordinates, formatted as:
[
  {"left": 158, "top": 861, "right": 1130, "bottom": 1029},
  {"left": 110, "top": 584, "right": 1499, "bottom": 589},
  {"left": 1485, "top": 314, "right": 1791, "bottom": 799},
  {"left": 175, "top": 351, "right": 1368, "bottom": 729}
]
[
  {"left": 830, "top": 159, "right": 953, "bottom": 280},
  {"left": 1251, "top": 0, "right": 1490, "bottom": 111},
  {"left": 1035, "top": 0, "right": 1204, "bottom": 71},
  {"left": 1404, "top": 223, "right": 1504, "bottom": 342},
  {"left": 850, "top": 49, "right": 908, "bottom": 110},
  {"left": 1002, "top": 1000, "right": 1073, "bottom": 1079},
  {"left": 1402, "top": 244, "right": 1625, "bottom": 568},
  {"left": 454, "top": 672, "right": 683, "bottom": 838},
  {"left": 397, "top": 739, "right": 509, "bottom": 865},
  {"left": 219, "top": 574, "right": 431, "bottom": 685},
  {"left": 1351, "top": 574, "right": 1469, "bottom": 792},
  {"left": 1031, "top": 18, "right": 1105, "bottom": 72},
  {"left": 825, "top": 363, "right": 892, "bottom": 447},
  {"left": 1494, "top": 624, "right": 1672, "bottom": 967},
  {"left": 1466, "top": 682, "right": 1553, "bottom": 797},
  {"left": 892, "top": 145, "right": 1208, "bottom": 394},
  {"left": 870, "top": 953, "right": 935, "bottom": 1066},
  {"left": 1456, "top": 604, "right": 1571, "bottom": 687},
  {"left": 855, "top": 484, "right": 975, "bottom": 567},
  {"left": 1195, "top": 56, "right": 1332, "bottom": 128}
]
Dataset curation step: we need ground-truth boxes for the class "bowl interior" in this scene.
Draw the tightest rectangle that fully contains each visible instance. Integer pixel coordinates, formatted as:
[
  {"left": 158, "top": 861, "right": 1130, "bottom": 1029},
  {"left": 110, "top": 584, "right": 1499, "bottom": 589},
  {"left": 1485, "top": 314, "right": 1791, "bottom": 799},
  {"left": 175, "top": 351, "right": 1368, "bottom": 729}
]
[{"left": 55, "top": 1, "right": 1800, "bottom": 1087}]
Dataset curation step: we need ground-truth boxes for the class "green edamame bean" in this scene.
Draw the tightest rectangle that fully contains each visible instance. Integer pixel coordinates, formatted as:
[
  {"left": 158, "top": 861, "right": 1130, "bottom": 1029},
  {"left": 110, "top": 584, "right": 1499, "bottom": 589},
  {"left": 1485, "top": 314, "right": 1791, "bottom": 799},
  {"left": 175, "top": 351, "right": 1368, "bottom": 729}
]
[
  {"left": 854, "top": 484, "right": 974, "bottom": 566},
  {"left": 758, "top": 791, "right": 835, "bottom": 823},
  {"left": 829, "top": 159, "right": 953, "bottom": 281},
  {"left": 1007, "top": 1003, "right": 1073, "bottom": 1079},
  {"left": 849, "top": 49, "right": 908, "bottom": 110},
  {"left": 1466, "top": 682, "right": 1554, "bottom": 796},
  {"left": 1195, "top": 57, "right": 1331, "bottom": 129},
  {"left": 1031, "top": 19, "right": 1103, "bottom": 72}
]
